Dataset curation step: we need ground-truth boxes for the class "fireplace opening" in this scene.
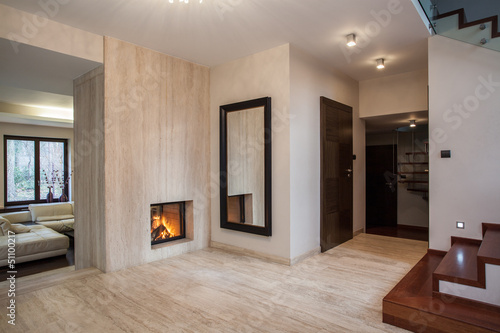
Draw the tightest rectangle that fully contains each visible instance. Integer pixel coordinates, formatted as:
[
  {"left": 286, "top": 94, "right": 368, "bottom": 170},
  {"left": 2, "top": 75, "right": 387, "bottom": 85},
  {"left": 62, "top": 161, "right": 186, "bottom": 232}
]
[{"left": 151, "top": 202, "right": 186, "bottom": 245}]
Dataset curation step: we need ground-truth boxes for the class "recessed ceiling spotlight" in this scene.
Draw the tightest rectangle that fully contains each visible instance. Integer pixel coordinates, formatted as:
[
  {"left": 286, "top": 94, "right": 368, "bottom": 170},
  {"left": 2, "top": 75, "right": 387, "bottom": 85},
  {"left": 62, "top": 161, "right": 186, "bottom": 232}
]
[
  {"left": 346, "top": 34, "right": 356, "bottom": 47},
  {"left": 410, "top": 120, "right": 416, "bottom": 127},
  {"left": 376, "top": 58, "right": 385, "bottom": 69}
]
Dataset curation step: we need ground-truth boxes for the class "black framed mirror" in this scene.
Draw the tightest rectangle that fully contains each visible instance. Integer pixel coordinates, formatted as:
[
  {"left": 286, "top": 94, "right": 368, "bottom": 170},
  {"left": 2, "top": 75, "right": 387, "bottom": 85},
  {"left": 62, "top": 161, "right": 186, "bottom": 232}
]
[{"left": 220, "top": 97, "right": 272, "bottom": 236}]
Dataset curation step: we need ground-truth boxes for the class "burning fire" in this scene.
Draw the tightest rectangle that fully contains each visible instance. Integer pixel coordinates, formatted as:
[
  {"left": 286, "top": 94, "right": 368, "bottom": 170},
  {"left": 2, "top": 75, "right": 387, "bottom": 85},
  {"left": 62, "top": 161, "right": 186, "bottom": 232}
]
[{"left": 151, "top": 215, "right": 178, "bottom": 242}]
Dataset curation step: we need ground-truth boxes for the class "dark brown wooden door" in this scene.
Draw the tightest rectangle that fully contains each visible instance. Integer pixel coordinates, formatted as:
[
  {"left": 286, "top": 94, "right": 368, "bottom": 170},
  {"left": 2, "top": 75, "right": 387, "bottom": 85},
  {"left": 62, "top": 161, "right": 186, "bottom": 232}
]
[{"left": 320, "top": 97, "right": 353, "bottom": 252}]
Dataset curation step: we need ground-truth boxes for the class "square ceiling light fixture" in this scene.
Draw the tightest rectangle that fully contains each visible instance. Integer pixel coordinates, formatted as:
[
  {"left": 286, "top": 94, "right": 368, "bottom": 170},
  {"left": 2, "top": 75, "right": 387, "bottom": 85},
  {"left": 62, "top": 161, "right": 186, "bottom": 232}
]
[
  {"left": 376, "top": 58, "right": 385, "bottom": 69},
  {"left": 346, "top": 34, "right": 356, "bottom": 47}
]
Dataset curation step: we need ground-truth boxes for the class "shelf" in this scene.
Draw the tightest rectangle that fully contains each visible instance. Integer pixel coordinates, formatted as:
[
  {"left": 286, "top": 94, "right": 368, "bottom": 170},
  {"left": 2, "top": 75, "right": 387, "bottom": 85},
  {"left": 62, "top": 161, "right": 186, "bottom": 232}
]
[
  {"left": 398, "top": 172, "right": 428, "bottom": 175},
  {"left": 407, "top": 189, "right": 429, "bottom": 193},
  {"left": 399, "top": 180, "right": 428, "bottom": 184},
  {"left": 405, "top": 152, "right": 428, "bottom": 155},
  {"left": 398, "top": 162, "right": 429, "bottom": 165}
]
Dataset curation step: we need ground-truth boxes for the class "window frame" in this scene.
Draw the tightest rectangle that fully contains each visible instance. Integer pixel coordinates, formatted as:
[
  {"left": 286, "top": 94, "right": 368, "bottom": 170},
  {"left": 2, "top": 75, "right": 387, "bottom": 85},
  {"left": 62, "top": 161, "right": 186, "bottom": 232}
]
[{"left": 3, "top": 135, "right": 69, "bottom": 207}]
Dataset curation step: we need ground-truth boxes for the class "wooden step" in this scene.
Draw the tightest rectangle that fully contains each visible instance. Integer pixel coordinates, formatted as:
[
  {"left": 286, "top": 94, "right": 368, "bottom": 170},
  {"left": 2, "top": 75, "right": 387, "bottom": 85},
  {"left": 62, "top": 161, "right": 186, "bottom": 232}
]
[
  {"left": 477, "top": 225, "right": 500, "bottom": 283},
  {"left": 385, "top": 251, "right": 442, "bottom": 299},
  {"left": 432, "top": 238, "right": 483, "bottom": 291},
  {"left": 479, "top": 225, "right": 500, "bottom": 264},
  {"left": 383, "top": 251, "right": 500, "bottom": 333}
]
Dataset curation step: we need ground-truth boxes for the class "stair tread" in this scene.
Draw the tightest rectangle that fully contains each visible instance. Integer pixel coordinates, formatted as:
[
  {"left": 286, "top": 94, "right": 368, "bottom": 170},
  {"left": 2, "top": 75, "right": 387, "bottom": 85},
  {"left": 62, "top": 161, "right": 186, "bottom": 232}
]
[
  {"left": 433, "top": 241, "right": 480, "bottom": 285},
  {"left": 478, "top": 229, "right": 500, "bottom": 265},
  {"left": 385, "top": 252, "right": 442, "bottom": 299},
  {"left": 383, "top": 253, "right": 500, "bottom": 332}
]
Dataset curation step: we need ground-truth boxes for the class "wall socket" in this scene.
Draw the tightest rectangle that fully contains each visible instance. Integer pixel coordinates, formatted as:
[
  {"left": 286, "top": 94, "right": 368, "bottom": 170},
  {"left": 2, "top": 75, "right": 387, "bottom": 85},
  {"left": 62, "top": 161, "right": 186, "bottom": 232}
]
[{"left": 456, "top": 221, "right": 465, "bottom": 229}]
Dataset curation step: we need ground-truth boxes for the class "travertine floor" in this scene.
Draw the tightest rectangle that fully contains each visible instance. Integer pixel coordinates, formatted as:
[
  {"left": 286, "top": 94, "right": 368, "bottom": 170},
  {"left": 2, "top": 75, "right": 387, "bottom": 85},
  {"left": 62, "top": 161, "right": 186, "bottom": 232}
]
[{"left": 0, "top": 233, "right": 427, "bottom": 332}]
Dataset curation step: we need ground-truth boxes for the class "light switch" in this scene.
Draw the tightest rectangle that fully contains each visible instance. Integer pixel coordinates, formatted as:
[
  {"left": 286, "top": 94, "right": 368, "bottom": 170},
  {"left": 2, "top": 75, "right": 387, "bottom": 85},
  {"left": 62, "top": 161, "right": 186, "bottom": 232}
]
[{"left": 441, "top": 150, "right": 451, "bottom": 158}]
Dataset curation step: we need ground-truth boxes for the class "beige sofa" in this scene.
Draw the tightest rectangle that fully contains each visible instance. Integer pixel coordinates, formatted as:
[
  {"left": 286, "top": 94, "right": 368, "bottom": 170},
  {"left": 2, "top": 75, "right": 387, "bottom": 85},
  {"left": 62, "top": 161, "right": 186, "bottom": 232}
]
[
  {"left": 29, "top": 202, "right": 74, "bottom": 233},
  {"left": 0, "top": 215, "right": 69, "bottom": 266},
  {"left": 0, "top": 202, "right": 75, "bottom": 266}
]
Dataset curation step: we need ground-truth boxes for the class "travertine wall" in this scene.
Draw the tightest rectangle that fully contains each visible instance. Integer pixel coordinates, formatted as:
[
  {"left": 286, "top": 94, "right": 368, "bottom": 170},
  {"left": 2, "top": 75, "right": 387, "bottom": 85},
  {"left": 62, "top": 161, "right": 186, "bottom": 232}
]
[
  {"left": 103, "top": 37, "right": 210, "bottom": 272},
  {"left": 75, "top": 37, "right": 210, "bottom": 272},
  {"left": 74, "top": 65, "right": 106, "bottom": 271}
]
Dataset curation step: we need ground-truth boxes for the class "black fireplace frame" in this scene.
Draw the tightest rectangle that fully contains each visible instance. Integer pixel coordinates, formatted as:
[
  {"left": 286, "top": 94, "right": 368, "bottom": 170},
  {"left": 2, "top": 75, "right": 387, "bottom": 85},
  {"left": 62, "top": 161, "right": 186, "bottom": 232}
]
[{"left": 150, "top": 201, "right": 186, "bottom": 246}]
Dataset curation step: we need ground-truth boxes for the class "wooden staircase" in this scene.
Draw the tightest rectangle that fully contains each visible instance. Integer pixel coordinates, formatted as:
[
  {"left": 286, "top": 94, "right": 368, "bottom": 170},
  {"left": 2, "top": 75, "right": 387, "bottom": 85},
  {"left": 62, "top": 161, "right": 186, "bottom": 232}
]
[
  {"left": 383, "top": 223, "right": 500, "bottom": 332},
  {"left": 435, "top": 8, "right": 500, "bottom": 40},
  {"left": 432, "top": 8, "right": 500, "bottom": 52}
]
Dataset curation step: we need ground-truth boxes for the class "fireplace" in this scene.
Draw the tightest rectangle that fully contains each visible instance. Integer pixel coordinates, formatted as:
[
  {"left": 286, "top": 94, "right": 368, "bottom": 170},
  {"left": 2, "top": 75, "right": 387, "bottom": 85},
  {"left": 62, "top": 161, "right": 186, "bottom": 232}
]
[{"left": 150, "top": 202, "right": 186, "bottom": 245}]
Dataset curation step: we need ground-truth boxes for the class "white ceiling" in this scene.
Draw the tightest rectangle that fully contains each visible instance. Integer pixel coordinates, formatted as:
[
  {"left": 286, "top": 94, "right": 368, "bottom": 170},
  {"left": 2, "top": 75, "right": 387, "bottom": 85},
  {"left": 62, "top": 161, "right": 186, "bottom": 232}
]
[
  {"left": 0, "top": 38, "right": 101, "bottom": 96},
  {"left": 0, "top": 36, "right": 101, "bottom": 125},
  {"left": 0, "top": 86, "right": 73, "bottom": 109},
  {"left": 0, "top": 0, "right": 431, "bottom": 81},
  {"left": 0, "top": 0, "right": 431, "bottom": 129}
]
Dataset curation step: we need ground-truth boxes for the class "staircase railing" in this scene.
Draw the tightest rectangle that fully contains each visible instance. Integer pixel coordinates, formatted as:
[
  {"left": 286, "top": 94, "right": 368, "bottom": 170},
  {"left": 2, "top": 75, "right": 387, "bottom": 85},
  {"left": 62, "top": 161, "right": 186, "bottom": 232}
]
[{"left": 418, "top": 0, "right": 500, "bottom": 52}]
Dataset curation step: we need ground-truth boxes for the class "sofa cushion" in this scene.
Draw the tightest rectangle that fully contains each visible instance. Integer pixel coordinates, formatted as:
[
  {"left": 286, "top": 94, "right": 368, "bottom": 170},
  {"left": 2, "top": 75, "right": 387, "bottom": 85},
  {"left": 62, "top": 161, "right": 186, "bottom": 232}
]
[
  {"left": 29, "top": 203, "right": 73, "bottom": 222},
  {"left": 10, "top": 223, "right": 31, "bottom": 234},
  {"left": 36, "top": 219, "right": 74, "bottom": 233},
  {"left": 36, "top": 214, "right": 74, "bottom": 222},
  {"left": 1, "top": 217, "right": 36, "bottom": 235},
  {"left": 0, "top": 211, "right": 32, "bottom": 224},
  {"left": 0, "top": 225, "right": 69, "bottom": 259}
]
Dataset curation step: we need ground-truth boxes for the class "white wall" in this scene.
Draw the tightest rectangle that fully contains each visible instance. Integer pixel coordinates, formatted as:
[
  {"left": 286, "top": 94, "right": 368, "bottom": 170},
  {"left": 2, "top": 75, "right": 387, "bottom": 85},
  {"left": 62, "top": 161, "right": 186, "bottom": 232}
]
[
  {"left": 210, "top": 44, "right": 291, "bottom": 260},
  {"left": 360, "top": 69, "right": 428, "bottom": 118},
  {"left": 289, "top": 46, "right": 364, "bottom": 259},
  {"left": 429, "top": 35, "right": 500, "bottom": 251},
  {"left": 0, "top": 122, "right": 74, "bottom": 208}
]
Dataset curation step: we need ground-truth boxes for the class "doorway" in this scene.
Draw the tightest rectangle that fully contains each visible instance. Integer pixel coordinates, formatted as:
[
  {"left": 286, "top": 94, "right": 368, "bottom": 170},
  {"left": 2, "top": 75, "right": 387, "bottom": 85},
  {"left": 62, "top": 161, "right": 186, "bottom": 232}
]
[
  {"left": 320, "top": 97, "right": 353, "bottom": 252},
  {"left": 365, "top": 126, "right": 429, "bottom": 242},
  {"left": 366, "top": 144, "right": 398, "bottom": 230}
]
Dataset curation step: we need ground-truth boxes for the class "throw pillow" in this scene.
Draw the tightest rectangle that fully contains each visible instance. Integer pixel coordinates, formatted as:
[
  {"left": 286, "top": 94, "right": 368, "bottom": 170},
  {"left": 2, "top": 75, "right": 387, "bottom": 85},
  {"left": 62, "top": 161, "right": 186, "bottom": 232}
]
[{"left": 0, "top": 217, "right": 12, "bottom": 236}]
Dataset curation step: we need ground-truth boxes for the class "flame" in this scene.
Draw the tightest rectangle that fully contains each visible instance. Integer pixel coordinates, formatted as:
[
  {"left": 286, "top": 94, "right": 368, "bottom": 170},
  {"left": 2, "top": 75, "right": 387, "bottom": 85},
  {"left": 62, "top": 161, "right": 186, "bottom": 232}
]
[{"left": 151, "top": 215, "right": 179, "bottom": 242}]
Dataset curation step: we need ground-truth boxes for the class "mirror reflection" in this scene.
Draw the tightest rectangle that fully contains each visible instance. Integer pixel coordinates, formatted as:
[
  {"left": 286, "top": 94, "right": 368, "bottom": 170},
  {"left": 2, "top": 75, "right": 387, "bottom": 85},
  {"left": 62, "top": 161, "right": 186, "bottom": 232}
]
[{"left": 226, "top": 107, "right": 265, "bottom": 226}]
